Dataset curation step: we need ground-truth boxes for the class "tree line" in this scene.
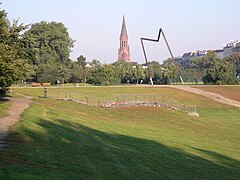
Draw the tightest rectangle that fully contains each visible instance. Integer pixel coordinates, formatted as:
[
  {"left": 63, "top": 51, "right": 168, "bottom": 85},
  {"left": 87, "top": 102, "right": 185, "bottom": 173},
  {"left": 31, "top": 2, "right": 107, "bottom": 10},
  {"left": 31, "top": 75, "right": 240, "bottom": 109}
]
[{"left": 0, "top": 6, "right": 240, "bottom": 96}]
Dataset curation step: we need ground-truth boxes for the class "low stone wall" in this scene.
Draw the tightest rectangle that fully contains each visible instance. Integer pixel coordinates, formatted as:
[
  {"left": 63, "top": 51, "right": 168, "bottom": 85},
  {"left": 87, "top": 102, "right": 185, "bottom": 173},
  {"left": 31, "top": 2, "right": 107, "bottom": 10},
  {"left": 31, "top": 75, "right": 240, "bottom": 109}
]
[
  {"left": 102, "top": 101, "right": 176, "bottom": 109},
  {"left": 101, "top": 101, "right": 199, "bottom": 116}
]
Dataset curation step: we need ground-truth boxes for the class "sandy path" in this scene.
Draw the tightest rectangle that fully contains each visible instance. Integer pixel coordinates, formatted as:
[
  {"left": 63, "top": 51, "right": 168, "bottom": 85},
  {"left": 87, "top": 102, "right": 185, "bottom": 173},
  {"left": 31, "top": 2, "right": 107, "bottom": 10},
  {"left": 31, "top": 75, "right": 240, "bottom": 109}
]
[
  {"left": 0, "top": 94, "right": 32, "bottom": 148},
  {"left": 170, "top": 85, "right": 240, "bottom": 108}
]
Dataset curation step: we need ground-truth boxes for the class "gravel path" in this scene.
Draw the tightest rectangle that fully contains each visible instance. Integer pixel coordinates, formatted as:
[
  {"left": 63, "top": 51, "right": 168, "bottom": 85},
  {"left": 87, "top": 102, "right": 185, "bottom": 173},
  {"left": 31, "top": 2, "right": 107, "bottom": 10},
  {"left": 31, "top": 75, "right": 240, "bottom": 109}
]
[
  {"left": 171, "top": 85, "right": 240, "bottom": 108},
  {"left": 0, "top": 94, "right": 32, "bottom": 148}
]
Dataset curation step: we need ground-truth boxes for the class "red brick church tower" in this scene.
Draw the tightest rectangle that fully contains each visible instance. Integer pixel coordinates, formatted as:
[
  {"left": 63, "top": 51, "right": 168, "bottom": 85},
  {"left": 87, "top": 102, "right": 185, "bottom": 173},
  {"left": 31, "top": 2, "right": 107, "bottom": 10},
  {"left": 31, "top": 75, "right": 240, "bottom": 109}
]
[{"left": 118, "top": 16, "right": 130, "bottom": 62}]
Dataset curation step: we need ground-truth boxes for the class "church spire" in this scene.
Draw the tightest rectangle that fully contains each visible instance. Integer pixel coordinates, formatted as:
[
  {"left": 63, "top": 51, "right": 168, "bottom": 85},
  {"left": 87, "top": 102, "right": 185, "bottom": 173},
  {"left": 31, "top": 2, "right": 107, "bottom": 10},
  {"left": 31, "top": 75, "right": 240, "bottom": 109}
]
[
  {"left": 118, "top": 15, "right": 130, "bottom": 62},
  {"left": 120, "top": 15, "right": 127, "bottom": 37}
]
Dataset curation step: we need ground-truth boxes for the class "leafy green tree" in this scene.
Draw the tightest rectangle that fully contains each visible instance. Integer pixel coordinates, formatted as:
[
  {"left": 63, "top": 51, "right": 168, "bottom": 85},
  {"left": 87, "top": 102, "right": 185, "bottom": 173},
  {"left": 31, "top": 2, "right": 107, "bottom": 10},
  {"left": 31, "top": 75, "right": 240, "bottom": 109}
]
[
  {"left": 23, "top": 21, "right": 74, "bottom": 83},
  {"left": 58, "top": 63, "right": 72, "bottom": 85},
  {"left": 192, "top": 57, "right": 207, "bottom": 84},
  {"left": 0, "top": 8, "right": 31, "bottom": 96},
  {"left": 36, "top": 62, "right": 59, "bottom": 83},
  {"left": 77, "top": 55, "right": 87, "bottom": 69},
  {"left": 179, "top": 67, "right": 199, "bottom": 84},
  {"left": 162, "top": 61, "right": 180, "bottom": 84},
  {"left": 224, "top": 53, "right": 240, "bottom": 79},
  {"left": 68, "top": 62, "right": 85, "bottom": 83},
  {"left": 24, "top": 21, "right": 74, "bottom": 65},
  {"left": 87, "top": 59, "right": 104, "bottom": 85},
  {"left": 202, "top": 51, "right": 237, "bottom": 84},
  {"left": 112, "top": 60, "right": 128, "bottom": 83},
  {"left": 103, "top": 64, "right": 116, "bottom": 85},
  {"left": 135, "top": 64, "right": 146, "bottom": 84},
  {"left": 149, "top": 61, "right": 162, "bottom": 84}
]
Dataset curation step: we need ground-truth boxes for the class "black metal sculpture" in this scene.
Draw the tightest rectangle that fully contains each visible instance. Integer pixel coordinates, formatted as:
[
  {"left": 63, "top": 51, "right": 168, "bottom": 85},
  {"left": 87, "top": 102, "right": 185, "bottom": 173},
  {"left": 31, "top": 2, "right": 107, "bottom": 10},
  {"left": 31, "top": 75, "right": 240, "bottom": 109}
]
[{"left": 140, "top": 28, "right": 174, "bottom": 85}]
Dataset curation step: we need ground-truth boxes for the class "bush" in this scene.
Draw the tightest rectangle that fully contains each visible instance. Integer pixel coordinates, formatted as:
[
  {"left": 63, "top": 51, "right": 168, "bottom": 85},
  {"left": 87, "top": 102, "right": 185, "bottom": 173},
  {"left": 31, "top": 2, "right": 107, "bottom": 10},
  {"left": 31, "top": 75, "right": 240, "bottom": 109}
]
[
  {"left": 104, "top": 81, "right": 110, "bottom": 86},
  {"left": 0, "top": 87, "right": 9, "bottom": 97}
]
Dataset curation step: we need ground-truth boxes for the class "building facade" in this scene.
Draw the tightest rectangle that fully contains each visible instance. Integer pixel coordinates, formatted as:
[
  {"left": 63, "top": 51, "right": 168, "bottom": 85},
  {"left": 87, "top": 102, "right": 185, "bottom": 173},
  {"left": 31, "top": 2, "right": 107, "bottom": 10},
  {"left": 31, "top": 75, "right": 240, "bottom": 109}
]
[
  {"left": 118, "top": 16, "right": 130, "bottom": 62},
  {"left": 223, "top": 40, "right": 240, "bottom": 58}
]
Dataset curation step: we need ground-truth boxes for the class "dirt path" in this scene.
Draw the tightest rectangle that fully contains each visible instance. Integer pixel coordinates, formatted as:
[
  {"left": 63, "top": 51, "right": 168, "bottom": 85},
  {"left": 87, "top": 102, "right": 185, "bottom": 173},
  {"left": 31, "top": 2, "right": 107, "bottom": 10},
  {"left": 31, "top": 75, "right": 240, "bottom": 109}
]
[
  {"left": 0, "top": 94, "right": 32, "bottom": 148},
  {"left": 170, "top": 85, "right": 240, "bottom": 108}
]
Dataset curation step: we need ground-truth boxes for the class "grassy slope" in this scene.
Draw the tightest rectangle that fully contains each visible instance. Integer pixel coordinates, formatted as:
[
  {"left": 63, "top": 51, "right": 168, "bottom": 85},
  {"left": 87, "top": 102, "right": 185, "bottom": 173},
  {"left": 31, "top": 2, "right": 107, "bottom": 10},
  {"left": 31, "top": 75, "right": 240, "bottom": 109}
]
[
  {"left": 194, "top": 86, "right": 240, "bottom": 102},
  {"left": 12, "top": 86, "right": 233, "bottom": 111},
  {"left": 0, "top": 87, "right": 239, "bottom": 179},
  {"left": 0, "top": 99, "right": 9, "bottom": 118}
]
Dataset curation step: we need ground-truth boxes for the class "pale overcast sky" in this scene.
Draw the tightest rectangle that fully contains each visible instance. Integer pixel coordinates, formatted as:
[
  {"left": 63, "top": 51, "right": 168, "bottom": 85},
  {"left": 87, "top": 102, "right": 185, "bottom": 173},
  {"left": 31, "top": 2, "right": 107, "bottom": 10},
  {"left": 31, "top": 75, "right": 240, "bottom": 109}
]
[{"left": 1, "top": 0, "right": 240, "bottom": 63}]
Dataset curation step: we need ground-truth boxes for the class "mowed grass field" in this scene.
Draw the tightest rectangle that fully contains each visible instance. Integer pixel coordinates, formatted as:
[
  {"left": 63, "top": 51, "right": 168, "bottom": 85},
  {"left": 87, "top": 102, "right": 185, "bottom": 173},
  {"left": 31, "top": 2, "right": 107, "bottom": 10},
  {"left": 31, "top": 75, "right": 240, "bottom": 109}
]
[
  {"left": 0, "top": 86, "right": 239, "bottom": 179},
  {"left": 193, "top": 85, "right": 240, "bottom": 102}
]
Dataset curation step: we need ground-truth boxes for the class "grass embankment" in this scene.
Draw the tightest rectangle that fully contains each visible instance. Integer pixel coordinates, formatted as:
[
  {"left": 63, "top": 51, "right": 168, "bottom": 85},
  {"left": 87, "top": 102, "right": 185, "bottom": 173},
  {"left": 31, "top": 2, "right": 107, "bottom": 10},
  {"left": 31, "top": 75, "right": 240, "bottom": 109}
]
[
  {"left": 12, "top": 86, "right": 232, "bottom": 111},
  {"left": 0, "top": 87, "right": 239, "bottom": 179},
  {"left": 0, "top": 99, "right": 9, "bottom": 118},
  {"left": 193, "top": 86, "right": 240, "bottom": 102}
]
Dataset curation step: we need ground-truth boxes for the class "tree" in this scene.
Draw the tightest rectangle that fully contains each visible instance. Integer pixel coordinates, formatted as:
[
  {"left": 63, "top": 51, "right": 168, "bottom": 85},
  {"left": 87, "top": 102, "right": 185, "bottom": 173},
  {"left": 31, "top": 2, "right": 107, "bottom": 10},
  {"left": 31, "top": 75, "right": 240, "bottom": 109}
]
[
  {"left": 134, "top": 65, "right": 146, "bottom": 84},
  {"left": 149, "top": 61, "right": 162, "bottom": 84},
  {"left": 202, "top": 51, "right": 237, "bottom": 85},
  {"left": 68, "top": 61, "right": 85, "bottom": 83},
  {"left": 23, "top": 21, "right": 74, "bottom": 65},
  {"left": 23, "top": 21, "right": 75, "bottom": 83},
  {"left": 224, "top": 53, "right": 240, "bottom": 79},
  {"left": 77, "top": 55, "right": 87, "bottom": 69},
  {"left": 112, "top": 60, "right": 128, "bottom": 83},
  {"left": 0, "top": 7, "right": 31, "bottom": 96},
  {"left": 87, "top": 59, "right": 104, "bottom": 85},
  {"left": 162, "top": 60, "right": 180, "bottom": 84},
  {"left": 103, "top": 64, "right": 115, "bottom": 85},
  {"left": 36, "top": 62, "right": 59, "bottom": 83},
  {"left": 58, "top": 63, "right": 72, "bottom": 85}
]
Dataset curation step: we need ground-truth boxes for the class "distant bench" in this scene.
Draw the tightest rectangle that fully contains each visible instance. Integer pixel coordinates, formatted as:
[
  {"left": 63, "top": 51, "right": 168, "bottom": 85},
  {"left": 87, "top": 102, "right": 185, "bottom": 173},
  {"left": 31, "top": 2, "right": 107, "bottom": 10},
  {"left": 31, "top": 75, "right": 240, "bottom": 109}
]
[{"left": 32, "top": 82, "right": 51, "bottom": 87}]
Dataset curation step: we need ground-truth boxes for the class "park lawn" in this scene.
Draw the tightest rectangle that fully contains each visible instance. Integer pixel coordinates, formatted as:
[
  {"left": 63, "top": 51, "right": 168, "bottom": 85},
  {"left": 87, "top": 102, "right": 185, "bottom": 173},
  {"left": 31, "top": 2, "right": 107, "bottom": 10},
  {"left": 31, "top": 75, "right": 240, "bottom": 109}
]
[
  {"left": 12, "top": 85, "right": 228, "bottom": 105},
  {"left": 0, "top": 88, "right": 239, "bottom": 179},
  {"left": 0, "top": 99, "right": 9, "bottom": 118},
  {"left": 193, "top": 85, "right": 240, "bottom": 102}
]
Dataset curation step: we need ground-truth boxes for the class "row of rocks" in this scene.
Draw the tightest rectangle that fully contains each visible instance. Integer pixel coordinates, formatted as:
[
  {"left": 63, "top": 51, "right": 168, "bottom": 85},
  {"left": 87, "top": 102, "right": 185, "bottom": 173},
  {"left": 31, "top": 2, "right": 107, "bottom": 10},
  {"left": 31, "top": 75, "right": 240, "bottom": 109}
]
[{"left": 102, "top": 101, "right": 175, "bottom": 109}]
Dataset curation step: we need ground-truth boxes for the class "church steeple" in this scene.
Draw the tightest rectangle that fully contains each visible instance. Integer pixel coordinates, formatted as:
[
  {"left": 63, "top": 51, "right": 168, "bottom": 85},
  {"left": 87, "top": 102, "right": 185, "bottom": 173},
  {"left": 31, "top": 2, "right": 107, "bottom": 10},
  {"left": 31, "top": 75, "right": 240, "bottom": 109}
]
[
  {"left": 118, "top": 15, "right": 130, "bottom": 62},
  {"left": 120, "top": 16, "right": 127, "bottom": 37}
]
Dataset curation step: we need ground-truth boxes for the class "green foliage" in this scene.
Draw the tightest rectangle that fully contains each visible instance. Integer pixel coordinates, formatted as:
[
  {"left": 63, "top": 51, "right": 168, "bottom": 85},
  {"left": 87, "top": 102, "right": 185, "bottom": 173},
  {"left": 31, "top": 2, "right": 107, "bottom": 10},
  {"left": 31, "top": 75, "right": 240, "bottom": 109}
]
[
  {"left": 77, "top": 55, "right": 86, "bottom": 69},
  {"left": 191, "top": 56, "right": 207, "bottom": 84},
  {"left": 201, "top": 52, "right": 237, "bottom": 85},
  {"left": 224, "top": 53, "right": 240, "bottom": 80},
  {"left": 87, "top": 60, "right": 104, "bottom": 85},
  {"left": 36, "top": 63, "right": 59, "bottom": 83},
  {"left": 149, "top": 61, "right": 162, "bottom": 84},
  {"left": 24, "top": 21, "right": 74, "bottom": 65},
  {"left": 0, "top": 8, "right": 31, "bottom": 96},
  {"left": 22, "top": 21, "right": 75, "bottom": 83},
  {"left": 83, "top": 60, "right": 146, "bottom": 85},
  {"left": 68, "top": 62, "right": 85, "bottom": 83},
  {"left": 103, "top": 64, "right": 116, "bottom": 85},
  {"left": 162, "top": 60, "right": 180, "bottom": 84}
]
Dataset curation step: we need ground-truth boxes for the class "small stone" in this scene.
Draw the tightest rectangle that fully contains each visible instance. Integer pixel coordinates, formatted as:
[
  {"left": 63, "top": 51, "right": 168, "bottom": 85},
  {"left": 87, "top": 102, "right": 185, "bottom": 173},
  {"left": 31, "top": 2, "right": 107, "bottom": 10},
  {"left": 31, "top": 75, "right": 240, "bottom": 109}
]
[{"left": 187, "top": 112, "right": 199, "bottom": 117}]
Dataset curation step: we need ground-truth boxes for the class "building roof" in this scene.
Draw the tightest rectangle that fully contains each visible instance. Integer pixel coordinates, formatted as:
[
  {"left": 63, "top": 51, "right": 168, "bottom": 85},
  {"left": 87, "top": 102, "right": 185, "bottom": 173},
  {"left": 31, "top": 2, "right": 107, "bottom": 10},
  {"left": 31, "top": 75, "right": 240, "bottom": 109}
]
[{"left": 182, "top": 52, "right": 191, "bottom": 57}]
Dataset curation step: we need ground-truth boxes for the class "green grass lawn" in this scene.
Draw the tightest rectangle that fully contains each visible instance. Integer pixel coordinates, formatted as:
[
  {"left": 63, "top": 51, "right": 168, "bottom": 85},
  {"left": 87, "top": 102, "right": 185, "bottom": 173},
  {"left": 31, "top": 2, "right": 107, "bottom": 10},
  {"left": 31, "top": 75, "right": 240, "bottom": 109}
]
[
  {"left": 12, "top": 86, "right": 232, "bottom": 111},
  {"left": 1, "top": 86, "right": 239, "bottom": 179},
  {"left": 193, "top": 85, "right": 240, "bottom": 102},
  {"left": 0, "top": 99, "right": 9, "bottom": 118}
]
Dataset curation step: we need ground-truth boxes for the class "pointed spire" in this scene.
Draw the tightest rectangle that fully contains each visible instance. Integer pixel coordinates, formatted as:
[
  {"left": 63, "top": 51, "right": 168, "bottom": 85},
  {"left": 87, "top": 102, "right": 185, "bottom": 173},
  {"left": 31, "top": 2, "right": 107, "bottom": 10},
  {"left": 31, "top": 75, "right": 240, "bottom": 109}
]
[{"left": 120, "top": 15, "right": 128, "bottom": 36}]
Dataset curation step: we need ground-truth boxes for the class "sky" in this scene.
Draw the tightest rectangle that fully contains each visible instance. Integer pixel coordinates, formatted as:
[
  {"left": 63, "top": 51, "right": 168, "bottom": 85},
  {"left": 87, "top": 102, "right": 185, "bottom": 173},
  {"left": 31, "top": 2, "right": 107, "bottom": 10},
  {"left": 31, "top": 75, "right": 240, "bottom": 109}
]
[{"left": 1, "top": 0, "right": 240, "bottom": 64}]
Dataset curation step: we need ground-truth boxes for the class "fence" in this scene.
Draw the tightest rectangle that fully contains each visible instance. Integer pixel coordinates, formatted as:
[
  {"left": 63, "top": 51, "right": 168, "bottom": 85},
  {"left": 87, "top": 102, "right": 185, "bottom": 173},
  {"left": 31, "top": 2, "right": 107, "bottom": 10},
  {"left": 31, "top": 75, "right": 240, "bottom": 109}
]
[{"left": 47, "top": 89, "right": 197, "bottom": 113}]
